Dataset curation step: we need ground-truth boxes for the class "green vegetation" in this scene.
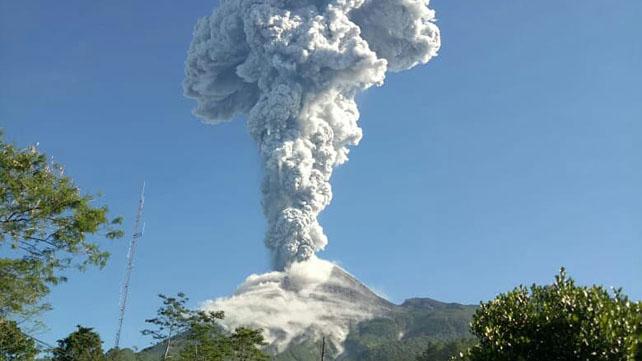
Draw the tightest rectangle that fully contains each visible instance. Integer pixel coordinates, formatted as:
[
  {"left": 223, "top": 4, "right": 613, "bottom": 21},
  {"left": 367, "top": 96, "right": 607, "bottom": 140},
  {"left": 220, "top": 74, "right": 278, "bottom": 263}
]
[
  {"left": 52, "top": 326, "right": 105, "bottom": 361},
  {"left": 0, "top": 318, "right": 37, "bottom": 361},
  {"left": 457, "top": 268, "right": 642, "bottom": 361},
  {"left": 0, "top": 133, "right": 122, "bottom": 320},
  {"left": 271, "top": 299, "right": 475, "bottom": 361},
  {"left": 104, "top": 348, "right": 139, "bottom": 361},
  {"left": 226, "top": 327, "right": 269, "bottom": 361},
  {"left": 140, "top": 293, "right": 269, "bottom": 361},
  {"left": 416, "top": 339, "right": 475, "bottom": 361},
  {"left": 336, "top": 299, "right": 475, "bottom": 361},
  {"left": 141, "top": 293, "right": 199, "bottom": 359},
  {"left": 0, "top": 132, "right": 121, "bottom": 361}
]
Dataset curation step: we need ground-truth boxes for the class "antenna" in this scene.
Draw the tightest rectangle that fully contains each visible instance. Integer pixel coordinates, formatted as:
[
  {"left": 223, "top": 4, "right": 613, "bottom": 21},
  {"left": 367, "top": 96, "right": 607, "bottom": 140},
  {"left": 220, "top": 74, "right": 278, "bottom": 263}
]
[{"left": 114, "top": 182, "right": 146, "bottom": 349}]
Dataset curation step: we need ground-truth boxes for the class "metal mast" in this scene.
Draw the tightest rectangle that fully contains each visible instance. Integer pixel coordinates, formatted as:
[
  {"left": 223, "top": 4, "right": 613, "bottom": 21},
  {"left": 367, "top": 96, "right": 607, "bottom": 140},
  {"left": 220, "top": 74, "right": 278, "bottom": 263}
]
[{"left": 114, "top": 182, "right": 146, "bottom": 349}]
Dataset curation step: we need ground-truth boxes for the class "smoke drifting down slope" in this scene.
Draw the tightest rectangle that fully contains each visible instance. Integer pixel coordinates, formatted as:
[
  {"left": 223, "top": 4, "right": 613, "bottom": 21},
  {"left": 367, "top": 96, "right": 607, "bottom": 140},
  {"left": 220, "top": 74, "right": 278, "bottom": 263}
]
[
  {"left": 184, "top": 0, "right": 441, "bottom": 270},
  {"left": 202, "top": 257, "right": 393, "bottom": 352}
]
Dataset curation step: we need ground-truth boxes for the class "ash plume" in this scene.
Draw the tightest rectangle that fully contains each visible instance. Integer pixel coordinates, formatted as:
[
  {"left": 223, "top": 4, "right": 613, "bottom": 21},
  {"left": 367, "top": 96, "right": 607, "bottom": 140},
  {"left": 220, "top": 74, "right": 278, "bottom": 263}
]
[{"left": 184, "top": 0, "right": 440, "bottom": 269}]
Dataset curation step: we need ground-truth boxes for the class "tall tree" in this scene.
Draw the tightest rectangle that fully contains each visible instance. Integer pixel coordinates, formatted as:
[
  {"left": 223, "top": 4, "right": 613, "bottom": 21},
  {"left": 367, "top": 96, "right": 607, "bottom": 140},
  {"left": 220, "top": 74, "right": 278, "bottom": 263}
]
[
  {"left": 141, "top": 293, "right": 193, "bottom": 360},
  {"left": 51, "top": 325, "right": 105, "bottom": 361},
  {"left": 0, "top": 133, "right": 123, "bottom": 318},
  {"left": 458, "top": 268, "right": 642, "bottom": 361}
]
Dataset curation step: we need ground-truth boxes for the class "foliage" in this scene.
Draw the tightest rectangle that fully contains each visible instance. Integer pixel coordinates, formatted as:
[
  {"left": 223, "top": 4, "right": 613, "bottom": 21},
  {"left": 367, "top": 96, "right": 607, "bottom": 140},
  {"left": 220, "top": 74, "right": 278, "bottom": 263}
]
[
  {"left": 336, "top": 299, "right": 475, "bottom": 361},
  {"left": 0, "top": 133, "right": 123, "bottom": 317},
  {"left": 458, "top": 268, "right": 642, "bottom": 361},
  {"left": 177, "top": 311, "right": 227, "bottom": 361},
  {"left": 141, "top": 293, "right": 269, "bottom": 361},
  {"left": 51, "top": 325, "right": 105, "bottom": 361},
  {"left": 227, "top": 327, "right": 269, "bottom": 361},
  {"left": 0, "top": 259, "right": 50, "bottom": 322},
  {"left": 0, "top": 317, "right": 37, "bottom": 361},
  {"left": 416, "top": 339, "right": 474, "bottom": 361},
  {"left": 104, "top": 348, "right": 139, "bottom": 361},
  {"left": 178, "top": 325, "right": 269, "bottom": 361},
  {"left": 141, "top": 293, "right": 193, "bottom": 360}
]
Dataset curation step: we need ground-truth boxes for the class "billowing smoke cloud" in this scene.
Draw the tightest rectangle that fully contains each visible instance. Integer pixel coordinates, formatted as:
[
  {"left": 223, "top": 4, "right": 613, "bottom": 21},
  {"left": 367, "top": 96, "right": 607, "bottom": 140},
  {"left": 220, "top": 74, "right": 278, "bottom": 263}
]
[
  {"left": 202, "top": 257, "right": 393, "bottom": 353},
  {"left": 184, "top": 0, "right": 440, "bottom": 270}
]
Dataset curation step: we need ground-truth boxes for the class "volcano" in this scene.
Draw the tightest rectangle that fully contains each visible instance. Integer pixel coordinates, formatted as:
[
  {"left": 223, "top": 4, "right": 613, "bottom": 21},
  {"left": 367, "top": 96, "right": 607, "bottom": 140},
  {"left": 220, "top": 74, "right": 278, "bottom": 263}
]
[
  {"left": 202, "top": 258, "right": 393, "bottom": 353},
  {"left": 137, "top": 259, "right": 475, "bottom": 360},
  {"left": 200, "top": 258, "right": 474, "bottom": 360}
]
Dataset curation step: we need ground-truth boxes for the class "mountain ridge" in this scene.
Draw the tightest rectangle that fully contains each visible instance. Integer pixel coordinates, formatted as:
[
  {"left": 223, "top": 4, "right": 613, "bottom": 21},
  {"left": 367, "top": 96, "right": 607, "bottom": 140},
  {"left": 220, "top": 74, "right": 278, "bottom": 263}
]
[{"left": 137, "top": 264, "right": 476, "bottom": 361}]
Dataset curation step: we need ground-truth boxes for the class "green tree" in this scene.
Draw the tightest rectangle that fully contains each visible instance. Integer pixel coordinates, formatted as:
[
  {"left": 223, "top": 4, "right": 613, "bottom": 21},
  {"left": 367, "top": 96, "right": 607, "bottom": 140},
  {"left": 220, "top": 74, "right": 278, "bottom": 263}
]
[
  {"left": 228, "top": 327, "right": 269, "bottom": 361},
  {"left": 0, "top": 133, "right": 123, "bottom": 319},
  {"left": 0, "top": 318, "right": 37, "bottom": 361},
  {"left": 177, "top": 311, "right": 227, "bottom": 361},
  {"left": 104, "top": 347, "right": 139, "bottom": 361},
  {"left": 141, "top": 293, "right": 194, "bottom": 360},
  {"left": 51, "top": 325, "right": 105, "bottom": 361},
  {"left": 459, "top": 268, "right": 642, "bottom": 361},
  {"left": 142, "top": 292, "right": 268, "bottom": 361}
]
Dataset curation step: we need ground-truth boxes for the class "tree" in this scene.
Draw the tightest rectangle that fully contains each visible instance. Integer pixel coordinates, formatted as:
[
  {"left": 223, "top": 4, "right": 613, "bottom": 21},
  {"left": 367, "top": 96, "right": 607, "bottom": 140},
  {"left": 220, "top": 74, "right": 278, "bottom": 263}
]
[
  {"left": 141, "top": 293, "right": 194, "bottom": 360},
  {"left": 228, "top": 327, "right": 269, "bottom": 361},
  {"left": 142, "top": 292, "right": 269, "bottom": 361},
  {"left": 104, "top": 347, "right": 139, "bottom": 361},
  {"left": 51, "top": 325, "right": 105, "bottom": 361},
  {"left": 458, "top": 268, "right": 642, "bottom": 361},
  {"left": 0, "top": 133, "right": 123, "bottom": 318},
  {"left": 0, "top": 318, "right": 37, "bottom": 361},
  {"left": 177, "top": 311, "right": 227, "bottom": 361}
]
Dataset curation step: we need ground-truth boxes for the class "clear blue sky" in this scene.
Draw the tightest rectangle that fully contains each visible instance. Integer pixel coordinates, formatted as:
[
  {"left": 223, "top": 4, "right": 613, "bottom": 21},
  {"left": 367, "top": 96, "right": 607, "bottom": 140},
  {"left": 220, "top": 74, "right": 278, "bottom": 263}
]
[{"left": 1, "top": 0, "right": 641, "bottom": 351}]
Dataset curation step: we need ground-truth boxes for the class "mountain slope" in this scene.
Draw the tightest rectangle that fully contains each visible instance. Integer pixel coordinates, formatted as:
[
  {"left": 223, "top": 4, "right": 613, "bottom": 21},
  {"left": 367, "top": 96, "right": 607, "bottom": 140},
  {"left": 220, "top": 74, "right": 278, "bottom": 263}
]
[
  {"left": 137, "top": 262, "right": 476, "bottom": 361},
  {"left": 275, "top": 297, "right": 476, "bottom": 361}
]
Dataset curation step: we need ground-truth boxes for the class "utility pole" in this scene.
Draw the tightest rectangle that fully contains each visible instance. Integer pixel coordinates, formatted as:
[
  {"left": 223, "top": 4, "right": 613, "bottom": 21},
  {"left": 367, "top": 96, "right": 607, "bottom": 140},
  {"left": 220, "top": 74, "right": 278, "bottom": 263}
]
[{"left": 114, "top": 182, "right": 146, "bottom": 349}]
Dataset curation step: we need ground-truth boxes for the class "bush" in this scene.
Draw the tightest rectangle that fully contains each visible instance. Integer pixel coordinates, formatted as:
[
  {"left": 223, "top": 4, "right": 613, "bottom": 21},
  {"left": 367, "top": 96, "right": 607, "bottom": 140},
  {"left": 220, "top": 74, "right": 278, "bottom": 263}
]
[{"left": 459, "top": 268, "right": 642, "bottom": 361}]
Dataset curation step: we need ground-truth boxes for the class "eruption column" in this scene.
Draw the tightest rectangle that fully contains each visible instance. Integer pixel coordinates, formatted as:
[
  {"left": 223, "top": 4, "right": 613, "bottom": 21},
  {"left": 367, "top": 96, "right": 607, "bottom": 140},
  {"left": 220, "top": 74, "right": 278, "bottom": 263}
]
[{"left": 184, "top": 0, "right": 440, "bottom": 270}]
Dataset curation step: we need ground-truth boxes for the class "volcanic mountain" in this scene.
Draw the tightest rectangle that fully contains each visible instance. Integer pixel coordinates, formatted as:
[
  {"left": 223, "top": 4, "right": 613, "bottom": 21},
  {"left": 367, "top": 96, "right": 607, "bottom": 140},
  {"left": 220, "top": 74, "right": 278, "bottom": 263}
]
[
  {"left": 200, "top": 258, "right": 475, "bottom": 360},
  {"left": 201, "top": 258, "right": 394, "bottom": 353},
  {"left": 136, "top": 258, "right": 475, "bottom": 361}
]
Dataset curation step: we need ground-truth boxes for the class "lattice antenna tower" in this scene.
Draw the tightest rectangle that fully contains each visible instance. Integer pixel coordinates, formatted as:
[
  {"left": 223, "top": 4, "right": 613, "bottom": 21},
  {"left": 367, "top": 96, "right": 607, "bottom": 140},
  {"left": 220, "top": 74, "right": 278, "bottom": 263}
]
[{"left": 114, "top": 182, "right": 146, "bottom": 349}]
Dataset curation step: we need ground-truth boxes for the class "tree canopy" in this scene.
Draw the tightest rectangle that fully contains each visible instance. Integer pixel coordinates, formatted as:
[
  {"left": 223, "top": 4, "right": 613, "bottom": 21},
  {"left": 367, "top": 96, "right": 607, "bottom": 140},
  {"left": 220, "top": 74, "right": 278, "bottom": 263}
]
[
  {"left": 52, "top": 325, "right": 105, "bottom": 361},
  {"left": 459, "top": 268, "right": 642, "bottom": 361},
  {"left": 0, "top": 133, "right": 123, "bottom": 317},
  {"left": 104, "top": 347, "right": 139, "bottom": 361},
  {"left": 0, "top": 318, "right": 37, "bottom": 361},
  {"left": 142, "top": 293, "right": 269, "bottom": 361}
]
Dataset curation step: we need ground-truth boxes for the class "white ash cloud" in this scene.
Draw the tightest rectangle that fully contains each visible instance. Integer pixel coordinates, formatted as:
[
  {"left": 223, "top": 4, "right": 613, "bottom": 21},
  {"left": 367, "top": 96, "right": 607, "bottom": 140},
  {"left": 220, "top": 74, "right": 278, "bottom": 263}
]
[
  {"left": 201, "top": 257, "right": 391, "bottom": 353},
  {"left": 184, "top": 0, "right": 440, "bottom": 270}
]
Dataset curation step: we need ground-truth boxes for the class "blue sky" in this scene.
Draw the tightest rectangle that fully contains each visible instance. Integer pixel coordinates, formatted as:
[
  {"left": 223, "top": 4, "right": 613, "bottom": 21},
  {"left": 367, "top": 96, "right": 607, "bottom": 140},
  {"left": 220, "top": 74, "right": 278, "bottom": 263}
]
[{"left": 1, "top": 0, "right": 641, "bottom": 351}]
